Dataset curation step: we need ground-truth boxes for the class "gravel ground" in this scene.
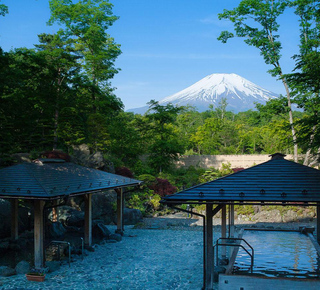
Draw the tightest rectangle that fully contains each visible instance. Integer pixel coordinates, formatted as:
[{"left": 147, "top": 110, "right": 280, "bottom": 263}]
[
  {"left": 0, "top": 224, "right": 216, "bottom": 290},
  {"left": 0, "top": 213, "right": 315, "bottom": 290}
]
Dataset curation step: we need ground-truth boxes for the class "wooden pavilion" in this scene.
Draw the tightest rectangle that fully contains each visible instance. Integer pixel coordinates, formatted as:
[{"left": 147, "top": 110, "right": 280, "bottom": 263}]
[
  {"left": 162, "top": 153, "right": 320, "bottom": 290},
  {"left": 0, "top": 158, "right": 141, "bottom": 270}
]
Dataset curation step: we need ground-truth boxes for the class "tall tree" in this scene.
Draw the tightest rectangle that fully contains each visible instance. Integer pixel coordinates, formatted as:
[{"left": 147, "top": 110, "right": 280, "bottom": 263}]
[
  {"left": 48, "top": 0, "right": 121, "bottom": 113},
  {"left": 35, "top": 33, "right": 80, "bottom": 149},
  {"left": 48, "top": 0, "right": 122, "bottom": 152},
  {"left": 218, "top": 0, "right": 299, "bottom": 161},
  {"left": 145, "top": 100, "right": 186, "bottom": 173},
  {"left": 0, "top": 1, "right": 8, "bottom": 17},
  {"left": 285, "top": 0, "right": 320, "bottom": 164}
]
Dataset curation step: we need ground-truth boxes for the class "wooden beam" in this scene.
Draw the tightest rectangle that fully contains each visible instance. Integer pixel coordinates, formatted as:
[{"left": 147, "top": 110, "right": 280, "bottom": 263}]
[
  {"left": 205, "top": 203, "right": 214, "bottom": 290},
  {"left": 34, "top": 200, "right": 45, "bottom": 270},
  {"left": 317, "top": 205, "right": 320, "bottom": 245},
  {"left": 10, "top": 199, "right": 19, "bottom": 240},
  {"left": 204, "top": 204, "right": 223, "bottom": 290},
  {"left": 84, "top": 194, "right": 92, "bottom": 246},
  {"left": 221, "top": 205, "right": 227, "bottom": 258},
  {"left": 229, "top": 202, "right": 235, "bottom": 238},
  {"left": 116, "top": 188, "right": 124, "bottom": 235}
]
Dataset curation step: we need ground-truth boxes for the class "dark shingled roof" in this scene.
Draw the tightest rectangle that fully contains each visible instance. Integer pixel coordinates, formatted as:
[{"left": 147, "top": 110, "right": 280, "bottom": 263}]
[
  {"left": 0, "top": 159, "right": 141, "bottom": 200},
  {"left": 162, "top": 154, "right": 320, "bottom": 205}
]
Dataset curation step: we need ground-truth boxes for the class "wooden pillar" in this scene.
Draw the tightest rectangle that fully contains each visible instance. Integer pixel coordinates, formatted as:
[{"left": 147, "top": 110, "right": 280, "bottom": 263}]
[
  {"left": 116, "top": 188, "right": 124, "bottom": 235},
  {"left": 11, "top": 199, "right": 19, "bottom": 240},
  {"left": 205, "top": 203, "right": 214, "bottom": 290},
  {"left": 317, "top": 204, "right": 320, "bottom": 245},
  {"left": 221, "top": 204, "right": 227, "bottom": 258},
  {"left": 51, "top": 200, "right": 59, "bottom": 222},
  {"left": 84, "top": 194, "right": 92, "bottom": 246},
  {"left": 229, "top": 202, "right": 235, "bottom": 238},
  {"left": 34, "top": 200, "right": 45, "bottom": 270}
]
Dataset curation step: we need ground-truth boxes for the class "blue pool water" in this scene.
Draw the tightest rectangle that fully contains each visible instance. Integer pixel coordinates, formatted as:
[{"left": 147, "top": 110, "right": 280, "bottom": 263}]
[{"left": 234, "top": 230, "right": 320, "bottom": 279}]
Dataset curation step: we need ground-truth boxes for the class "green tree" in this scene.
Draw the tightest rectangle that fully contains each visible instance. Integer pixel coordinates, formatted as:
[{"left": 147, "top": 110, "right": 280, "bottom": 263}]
[
  {"left": 0, "top": 1, "right": 8, "bottom": 17},
  {"left": 285, "top": 0, "right": 320, "bottom": 164},
  {"left": 48, "top": 0, "right": 122, "bottom": 151},
  {"left": 35, "top": 33, "right": 80, "bottom": 149},
  {"left": 145, "top": 100, "right": 186, "bottom": 173},
  {"left": 48, "top": 0, "right": 121, "bottom": 112},
  {"left": 218, "top": 0, "right": 298, "bottom": 161}
]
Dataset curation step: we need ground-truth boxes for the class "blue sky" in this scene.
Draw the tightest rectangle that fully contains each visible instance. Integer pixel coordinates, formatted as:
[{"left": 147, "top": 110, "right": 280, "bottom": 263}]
[{"left": 0, "top": 0, "right": 300, "bottom": 110}]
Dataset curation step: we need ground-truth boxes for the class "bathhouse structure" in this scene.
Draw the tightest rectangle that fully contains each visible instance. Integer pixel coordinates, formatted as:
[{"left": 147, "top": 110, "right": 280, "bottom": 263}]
[
  {"left": 162, "top": 153, "right": 320, "bottom": 290},
  {"left": 0, "top": 158, "right": 141, "bottom": 270}
]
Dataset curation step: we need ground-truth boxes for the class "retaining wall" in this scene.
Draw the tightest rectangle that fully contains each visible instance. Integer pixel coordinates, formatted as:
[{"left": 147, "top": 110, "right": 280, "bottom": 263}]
[{"left": 175, "top": 154, "right": 295, "bottom": 169}]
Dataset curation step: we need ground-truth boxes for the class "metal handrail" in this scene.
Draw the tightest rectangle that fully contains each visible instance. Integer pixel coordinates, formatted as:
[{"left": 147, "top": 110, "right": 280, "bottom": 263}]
[
  {"left": 49, "top": 240, "right": 71, "bottom": 267},
  {"left": 214, "top": 237, "right": 254, "bottom": 273}
]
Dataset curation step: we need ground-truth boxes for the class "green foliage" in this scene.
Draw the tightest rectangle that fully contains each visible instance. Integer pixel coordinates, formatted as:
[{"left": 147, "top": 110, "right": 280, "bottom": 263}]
[
  {"left": 199, "top": 162, "right": 233, "bottom": 183},
  {"left": 0, "top": 1, "right": 8, "bottom": 17},
  {"left": 235, "top": 205, "right": 255, "bottom": 216},
  {"left": 145, "top": 101, "right": 186, "bottom": 173},
  {"left": 217, "top": 0, "right": 299, "bottom": 161}
]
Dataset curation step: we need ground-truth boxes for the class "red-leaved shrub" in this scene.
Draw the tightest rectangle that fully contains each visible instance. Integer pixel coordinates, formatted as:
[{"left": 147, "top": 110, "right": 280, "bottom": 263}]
[
  {"left": 40, "top": 151, "right": 71, "bottom": 162},
  {"left": 232, "top": 167, "right": 244, "bottom": 173},
  {"left": 149, "top": 178, "right": 177, "bottom": 197},
  {"left": 115, "top": 167, "right": 134, "bottom": 178}
]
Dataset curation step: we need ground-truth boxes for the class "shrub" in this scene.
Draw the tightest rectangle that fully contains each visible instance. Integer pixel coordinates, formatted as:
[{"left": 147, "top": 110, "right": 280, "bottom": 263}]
[
  {"left": 115, "top": 166, "right": 134, "bottom": 178},
  {"left": 149, "top": 178, "right": 177, "bottom": 197},
  {"left": 40, "top": 150, "right": 71, "bottom": 162}
]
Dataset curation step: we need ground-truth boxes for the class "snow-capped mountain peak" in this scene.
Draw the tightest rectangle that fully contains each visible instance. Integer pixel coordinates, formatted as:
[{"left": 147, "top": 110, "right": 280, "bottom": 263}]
[{"left": 128, "top": 73, "right": 279, "bottom": 114}]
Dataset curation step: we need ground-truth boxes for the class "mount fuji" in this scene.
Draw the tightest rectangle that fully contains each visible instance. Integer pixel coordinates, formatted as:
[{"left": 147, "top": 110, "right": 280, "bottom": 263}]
[{"left": 128, "top": 73, "right": 279, "bottom": 114}]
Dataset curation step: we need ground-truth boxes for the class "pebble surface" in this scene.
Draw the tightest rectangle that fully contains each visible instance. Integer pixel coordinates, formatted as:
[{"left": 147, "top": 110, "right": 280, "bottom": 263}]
[{"left": 0, "top": 225, "right": 218, "bottom": 290}]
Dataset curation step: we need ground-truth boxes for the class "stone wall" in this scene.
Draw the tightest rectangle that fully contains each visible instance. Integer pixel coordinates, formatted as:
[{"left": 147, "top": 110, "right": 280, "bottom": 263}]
[{"left": 175, "top": 154, "right": 295, "bottom": 169}]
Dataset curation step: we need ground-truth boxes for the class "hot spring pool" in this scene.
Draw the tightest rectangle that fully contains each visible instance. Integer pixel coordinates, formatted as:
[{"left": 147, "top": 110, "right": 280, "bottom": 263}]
[{"left": 234, "top": 230, "right": 320, "bottom": 279}]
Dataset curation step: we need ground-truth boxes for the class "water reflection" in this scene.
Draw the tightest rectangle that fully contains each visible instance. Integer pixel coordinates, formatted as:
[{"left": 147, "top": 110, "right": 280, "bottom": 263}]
[{"left": 234, "top": 230, "right": 320, "bottom": 279}]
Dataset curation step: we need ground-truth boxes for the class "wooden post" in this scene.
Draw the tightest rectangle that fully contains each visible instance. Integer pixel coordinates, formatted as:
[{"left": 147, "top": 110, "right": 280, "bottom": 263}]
[
  {"left": 221, "top": 204, "right": 227, "bottom": 258},
  {"left": 10, "top": 199, "right": 19, "bottom": 240},
  {"left": 317, "top": 204, "right": 320, "bottom": 245},
  {"left": 205, "top": 203, "right": 214, "bottom": 290},
  {"left": 84, "top": 194, "right": 92, "bottom": 246},
  {"left": 116, "top": 188, "right": 124, "bottom": 235},
  {"left": 34, "top": 200, "right": 45, "bottom": 270},
  {"left": 51, "top": 200, "right": 59, "bottom": 222},
  {"left": 229, "top": 202, "right": 235, "bottom": 238}
]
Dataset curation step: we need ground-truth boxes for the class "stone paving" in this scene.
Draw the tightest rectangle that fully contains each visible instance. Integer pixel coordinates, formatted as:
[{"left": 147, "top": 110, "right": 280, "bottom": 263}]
[{"left": 0, "top": 224, "right": 218, "bottom": 290}]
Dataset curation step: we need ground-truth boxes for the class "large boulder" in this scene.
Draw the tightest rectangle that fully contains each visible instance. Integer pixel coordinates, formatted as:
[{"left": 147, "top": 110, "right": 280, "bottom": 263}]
[
  {"left": 58, "top": 206, "right": 84, "bottom": 227},
  {"left": 71, "top": 144, "right": 115, "bottom": 172},
  {"left": 92, "top": 223, "right": 111, "bottom": 239},
  {"left": 0, "top": 199, "right": 31, "bottom": 238},
  {"left": 15, "top": 261, "right": 30, "bottom": 274},
  {"left": 0, "top": 266, "right": 15, "bottom": 277},
  {"left": 123, "top": 208, "right": 143, "bottom": 225},
  {"left": 91, "top": 191, "right": 116, "bottom": 224},
  {"left": 46, "top": 222, "right": 66, "bottom": 239},
  {"left": 253, "top": 209, "right": 282, "bottom": 223}
]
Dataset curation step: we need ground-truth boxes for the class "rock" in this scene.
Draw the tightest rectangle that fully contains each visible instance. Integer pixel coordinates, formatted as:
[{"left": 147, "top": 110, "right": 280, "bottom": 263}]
[
  {"left": 46, "top": 261, "right": 61, "bottom": 273},
  {"left": 93, "top": 223, "right": 111, "bottom": 239},
  {"left": 253, "top": 209, "right": 282, "bottom": 223},
  {"left": 0, "top": 199, "right": 31, "bottom": 238},
  {"left": 0, "top": 266, "right": 15, "bottom": 277},
  {"left": 71, "top": 144, "right": 114, "bottom": 171},
  {"left": 109, "top": 234, "right": 122, "bottom": 242},
  {"left": 58, "top": 206, "right": 84, "bottom": 227},
  {"left": 15, "top": 261, "right": 30, "bottom": 274},
  {"left": 0, "top": 241, "right": 9, "bottom": 255},
  {"left": 11, "top": 153, "right": 31, "bottom": 163},
  {"left": 46, "top": 222, "right": 66, "bottom": 239},
  {"left": 282, "top": 210, "right": 298, "bottom": 223},
  {"left": 122, "top": 208, "right": 143, "bottom": 225},
  {"left": 91, "top": 192, "right": 116, "bottom": 224}
]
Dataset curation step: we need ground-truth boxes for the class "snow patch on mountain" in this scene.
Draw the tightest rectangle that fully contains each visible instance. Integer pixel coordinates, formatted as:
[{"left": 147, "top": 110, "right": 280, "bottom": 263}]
[{"left": 128, "top": 73, "right": 279, "bottom": 114}]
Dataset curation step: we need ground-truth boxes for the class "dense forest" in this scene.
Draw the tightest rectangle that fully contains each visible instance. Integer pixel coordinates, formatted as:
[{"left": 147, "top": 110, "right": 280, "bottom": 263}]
[{"left": 0, "top": 0, "right": 320, "bottom": 178}]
